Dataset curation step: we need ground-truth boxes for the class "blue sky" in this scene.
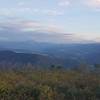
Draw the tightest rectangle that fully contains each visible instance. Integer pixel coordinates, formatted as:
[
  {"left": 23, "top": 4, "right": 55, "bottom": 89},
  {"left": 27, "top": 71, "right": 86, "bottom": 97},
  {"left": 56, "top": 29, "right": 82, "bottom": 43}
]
[{"left": 0, "top": 0, "right": 100, "bottom": 43}]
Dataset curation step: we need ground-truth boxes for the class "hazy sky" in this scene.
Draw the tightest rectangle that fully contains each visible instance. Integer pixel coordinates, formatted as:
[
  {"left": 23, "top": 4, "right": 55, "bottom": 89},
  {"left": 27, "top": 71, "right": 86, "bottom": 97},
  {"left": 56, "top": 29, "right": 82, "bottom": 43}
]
[{"left": 0, "top": 0, "right": 100, "bottom": 43}]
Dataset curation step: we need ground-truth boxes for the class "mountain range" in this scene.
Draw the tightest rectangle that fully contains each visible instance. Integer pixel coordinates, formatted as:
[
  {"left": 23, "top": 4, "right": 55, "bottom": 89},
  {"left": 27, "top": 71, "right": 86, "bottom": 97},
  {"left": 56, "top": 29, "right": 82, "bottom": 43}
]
[{"left": 0, "top": 41, "right": 100, "bottom": 68}]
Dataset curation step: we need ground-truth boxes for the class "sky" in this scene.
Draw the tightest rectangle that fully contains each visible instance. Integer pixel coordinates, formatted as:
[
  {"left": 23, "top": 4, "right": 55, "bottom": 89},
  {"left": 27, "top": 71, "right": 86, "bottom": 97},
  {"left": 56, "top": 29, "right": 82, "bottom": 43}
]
[{"left": 0, "top": 0, "right": 100, "bottom": 43}]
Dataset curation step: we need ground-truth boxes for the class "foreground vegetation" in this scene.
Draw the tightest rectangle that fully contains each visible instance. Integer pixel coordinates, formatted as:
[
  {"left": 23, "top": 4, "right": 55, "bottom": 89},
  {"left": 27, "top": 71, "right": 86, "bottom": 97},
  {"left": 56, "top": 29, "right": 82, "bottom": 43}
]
[{"left": 0, "top": 66, "right": 100, "bottom": 100}]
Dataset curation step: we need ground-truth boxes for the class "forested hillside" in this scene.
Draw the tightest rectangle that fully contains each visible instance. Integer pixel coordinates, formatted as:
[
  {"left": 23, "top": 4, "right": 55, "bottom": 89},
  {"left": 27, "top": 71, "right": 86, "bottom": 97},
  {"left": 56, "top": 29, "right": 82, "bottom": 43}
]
[{"left": 0, "top": 66, "right": 100, "bottom": 100}]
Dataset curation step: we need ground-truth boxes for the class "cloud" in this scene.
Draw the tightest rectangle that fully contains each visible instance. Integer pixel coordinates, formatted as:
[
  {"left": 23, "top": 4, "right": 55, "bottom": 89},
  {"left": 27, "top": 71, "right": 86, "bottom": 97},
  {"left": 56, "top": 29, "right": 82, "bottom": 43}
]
[
  {"left": 0, "top": 19, "right": 97, "bottom": 43},
  {"left": 58, "top": 0, "right": 70, "bottom": 7},
  {"left": 85, "top": 0, "right": 100, "bottom": 9},
  {"left": 57, "top": 0, "right": 100, "bottom": 10},
  {"left": 1, "top": 0, "right": 100, "bottom": 18},
  {"left": 0, "top": 7, "right": 64, "bottom": 18},
  {"left": 0, "top": 20, "right": 74, "bottom": 43},
  {"left": 42, "top": 9, "right": 64, "bottom": 16}
]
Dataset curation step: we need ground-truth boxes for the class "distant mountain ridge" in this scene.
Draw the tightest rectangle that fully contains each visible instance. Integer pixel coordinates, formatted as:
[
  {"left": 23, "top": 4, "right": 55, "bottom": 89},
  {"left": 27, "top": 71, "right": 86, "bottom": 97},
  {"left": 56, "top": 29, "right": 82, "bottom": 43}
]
[
  {"left": 0, "top": 50, "right": 67, "bottom": 68},
  {"left": 0, "top": 42, "right": 100, "bottom": 68}
]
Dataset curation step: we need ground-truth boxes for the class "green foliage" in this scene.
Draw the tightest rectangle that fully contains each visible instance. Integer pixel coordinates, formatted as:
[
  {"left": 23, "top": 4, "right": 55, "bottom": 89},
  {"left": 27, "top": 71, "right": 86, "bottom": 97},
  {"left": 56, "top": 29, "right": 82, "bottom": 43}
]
[{"left": 0, "top": 68, "right": 100, "bottom": 100}]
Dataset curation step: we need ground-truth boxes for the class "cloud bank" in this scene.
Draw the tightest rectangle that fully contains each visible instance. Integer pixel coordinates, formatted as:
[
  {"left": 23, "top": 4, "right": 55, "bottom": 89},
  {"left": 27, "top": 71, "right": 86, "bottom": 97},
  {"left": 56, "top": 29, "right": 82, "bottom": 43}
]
[
  {"left": 0, "top": 20, "right": 94, "bottom": 43},
  {"left": 0, "top": 0, "right": 100, "bottom": 43}
]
